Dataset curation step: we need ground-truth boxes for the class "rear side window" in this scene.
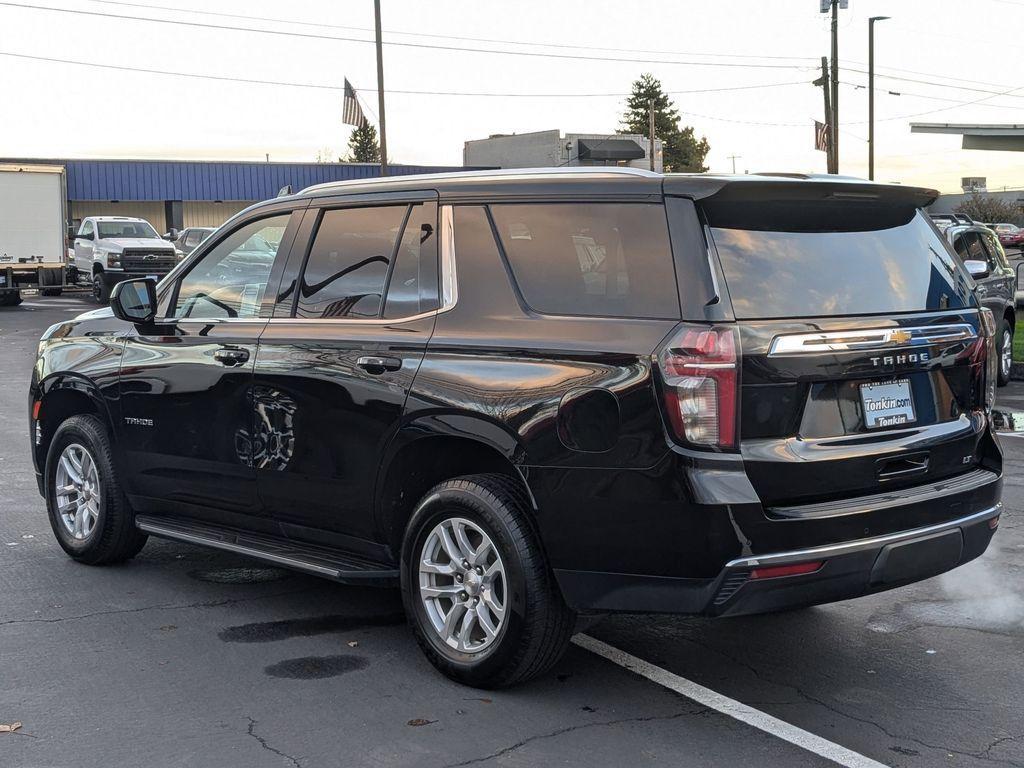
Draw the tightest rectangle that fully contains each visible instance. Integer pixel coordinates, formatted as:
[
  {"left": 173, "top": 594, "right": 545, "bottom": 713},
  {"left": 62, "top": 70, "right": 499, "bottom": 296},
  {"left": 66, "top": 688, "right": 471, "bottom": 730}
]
[
  {"left": 489, "top": 203, "right": 679, "bottom": 319},
  {"left": 297, "top": 205, "right": 406, "bottom": 319},
  {"left": 382, "top": 201, "right": 439, "bottom": 319},
  {"left": 708, "top": 210, "right": 972, "bottom": 319}
]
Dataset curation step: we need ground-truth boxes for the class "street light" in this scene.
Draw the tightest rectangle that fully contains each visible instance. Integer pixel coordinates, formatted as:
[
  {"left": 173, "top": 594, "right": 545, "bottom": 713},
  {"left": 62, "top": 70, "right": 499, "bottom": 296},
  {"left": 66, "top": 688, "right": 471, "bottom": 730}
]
[{"left": 868, "top": 15, "right": 891, "bottom": 181}]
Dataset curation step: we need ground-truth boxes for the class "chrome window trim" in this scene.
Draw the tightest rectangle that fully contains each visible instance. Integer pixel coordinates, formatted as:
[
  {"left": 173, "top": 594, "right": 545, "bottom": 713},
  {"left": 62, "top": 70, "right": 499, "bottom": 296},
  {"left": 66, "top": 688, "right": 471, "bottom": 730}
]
[
  {"left": 767, "top": 323, "right": 976, "bottom": 356},
  {"left": 263, "top": 206, "right": 457, "bottom": 326},
  {"left": 440, "top": 204, "right": 458, "bottom": 311}
]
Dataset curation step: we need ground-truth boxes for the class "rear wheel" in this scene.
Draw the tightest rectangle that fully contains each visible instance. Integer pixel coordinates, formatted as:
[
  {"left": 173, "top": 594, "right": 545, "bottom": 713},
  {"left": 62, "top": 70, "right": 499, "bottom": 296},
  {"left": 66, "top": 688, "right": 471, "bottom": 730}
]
[
  {"left": 401, "top": 474, "right": 574, "bottom": 688},
  {"left": 0, "top": 291, "right": 22, "bottom": 307},
  {"left": 998, "top": 323, "right": 1013, "bottom": 387},
  {"left": 45, "top": 415, "right": 147, "bottom": 564}
]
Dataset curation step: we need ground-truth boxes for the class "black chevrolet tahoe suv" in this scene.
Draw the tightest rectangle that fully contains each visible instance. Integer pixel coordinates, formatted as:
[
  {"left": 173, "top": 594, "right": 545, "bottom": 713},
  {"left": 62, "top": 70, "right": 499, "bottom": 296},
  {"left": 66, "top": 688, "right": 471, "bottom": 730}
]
[{"left": 29, "top": 168, "right": 1003, "bottom": 688}]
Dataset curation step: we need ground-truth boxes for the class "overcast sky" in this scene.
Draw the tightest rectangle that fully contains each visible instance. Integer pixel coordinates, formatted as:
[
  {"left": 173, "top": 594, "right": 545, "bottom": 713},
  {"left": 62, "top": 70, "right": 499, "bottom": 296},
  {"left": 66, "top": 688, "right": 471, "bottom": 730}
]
[{"left": 2, "top": 0, "right": 1023, "bottom": 193}]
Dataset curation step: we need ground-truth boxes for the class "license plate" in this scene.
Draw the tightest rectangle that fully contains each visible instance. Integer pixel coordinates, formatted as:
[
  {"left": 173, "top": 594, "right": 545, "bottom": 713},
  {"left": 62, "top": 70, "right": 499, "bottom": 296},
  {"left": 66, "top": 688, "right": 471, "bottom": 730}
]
[{"left": 860, "top": 379, "right": 916, "bottom": 429}]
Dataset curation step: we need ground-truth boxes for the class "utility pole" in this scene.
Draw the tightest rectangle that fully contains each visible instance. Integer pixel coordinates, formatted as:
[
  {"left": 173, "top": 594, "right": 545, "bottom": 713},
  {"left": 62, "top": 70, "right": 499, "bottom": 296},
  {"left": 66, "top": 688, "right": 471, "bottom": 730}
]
[
  {"left": 727, "top": 154, "right": 741, "bottom": 174},
  {"left": 830, "top": 0, "right": 839, "bottom": 173},
  {"left": 373, "top": 0, "right": 389, "bottom": 176},
  {"left": 814, "top": 56, "right": 835, "bottom": 173},
  {"left": 648, "top": 99, "right": 656, "bottom": 172},
  {"left": 868, "top": 16, "right": 891, "bottom": 181}
]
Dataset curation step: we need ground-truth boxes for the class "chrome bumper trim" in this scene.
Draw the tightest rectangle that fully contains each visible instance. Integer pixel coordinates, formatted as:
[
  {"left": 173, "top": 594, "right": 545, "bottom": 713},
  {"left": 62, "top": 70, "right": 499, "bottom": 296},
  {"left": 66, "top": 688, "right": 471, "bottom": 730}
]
[{"left": 726, "top": 503, "right": 1002, "bottom": 569}]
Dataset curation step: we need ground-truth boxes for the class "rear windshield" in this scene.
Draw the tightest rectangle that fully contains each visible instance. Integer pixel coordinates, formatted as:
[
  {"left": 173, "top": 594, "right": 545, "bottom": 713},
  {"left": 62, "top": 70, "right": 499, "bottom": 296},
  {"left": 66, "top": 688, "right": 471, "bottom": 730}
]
[
  {"left": 489, "top": 203, "right": 679, "bottom": 319},
  {"left": 708, "top": 210, "right": 972, "bottom": 319}
]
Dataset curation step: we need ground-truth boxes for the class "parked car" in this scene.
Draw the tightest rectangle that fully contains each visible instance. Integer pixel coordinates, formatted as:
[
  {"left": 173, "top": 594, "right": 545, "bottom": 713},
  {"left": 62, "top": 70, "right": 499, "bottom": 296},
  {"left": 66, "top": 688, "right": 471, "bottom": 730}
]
[
  {"left": 30, "top": 169, "right": 1002, "bottom": 688},
  {"left": 944, "top": 223, "right": 1017, "bottom": 385},
  {"left": 991, "top": 223, "right": 1024, "bottom": 249},
  {"left": 69, "top": 216, "right": 178, "bottom": 303},
  {"left": 166, "top": 226, "right": 215, "bottom": 258}
]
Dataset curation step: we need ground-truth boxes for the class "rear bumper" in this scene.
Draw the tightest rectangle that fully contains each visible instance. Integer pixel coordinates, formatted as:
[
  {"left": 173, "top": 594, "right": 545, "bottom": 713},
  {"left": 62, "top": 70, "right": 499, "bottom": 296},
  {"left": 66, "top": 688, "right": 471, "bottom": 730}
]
[
  {"left": 708, "top": 502, "right": 1000, "bottom": 616},
  {"left": 555, "top": 502, "right": 1001, "bottom": 616}
]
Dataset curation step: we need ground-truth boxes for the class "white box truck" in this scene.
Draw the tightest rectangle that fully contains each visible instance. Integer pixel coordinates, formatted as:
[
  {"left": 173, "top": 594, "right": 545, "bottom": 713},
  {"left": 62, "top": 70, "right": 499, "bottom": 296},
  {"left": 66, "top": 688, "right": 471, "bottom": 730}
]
[{"left": 0, "top": 163, "right": 68, "bottom": 306}]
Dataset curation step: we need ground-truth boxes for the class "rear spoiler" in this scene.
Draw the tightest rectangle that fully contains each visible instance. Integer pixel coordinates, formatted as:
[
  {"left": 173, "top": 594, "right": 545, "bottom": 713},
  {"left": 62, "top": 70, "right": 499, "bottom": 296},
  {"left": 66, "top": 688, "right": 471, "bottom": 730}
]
[{"left": 662, "top": 174, "right": 938, "bottom": 209}]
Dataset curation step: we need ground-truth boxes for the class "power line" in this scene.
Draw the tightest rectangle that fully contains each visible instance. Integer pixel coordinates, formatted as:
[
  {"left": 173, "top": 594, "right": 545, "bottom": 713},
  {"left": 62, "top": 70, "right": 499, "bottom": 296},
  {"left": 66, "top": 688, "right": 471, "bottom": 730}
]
[
  {"left": 0, "top": 2, "right": 816, "bottom": 70},
  {"left": 0, "top": 50, "right": 811, "bottom": 98},
  {"left": 83, "top": 0, "right": 821, "bottom": 63}
]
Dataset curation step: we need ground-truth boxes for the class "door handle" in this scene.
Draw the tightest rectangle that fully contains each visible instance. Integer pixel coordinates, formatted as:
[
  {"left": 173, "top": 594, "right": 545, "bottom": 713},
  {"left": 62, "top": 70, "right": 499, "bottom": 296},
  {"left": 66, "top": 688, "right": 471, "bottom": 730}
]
[
  {"left": 214, "top": 347, "right": 250, "bottom": 366},
  {"left": 356, "top": 355, "right": 402, "bottom": 373}
]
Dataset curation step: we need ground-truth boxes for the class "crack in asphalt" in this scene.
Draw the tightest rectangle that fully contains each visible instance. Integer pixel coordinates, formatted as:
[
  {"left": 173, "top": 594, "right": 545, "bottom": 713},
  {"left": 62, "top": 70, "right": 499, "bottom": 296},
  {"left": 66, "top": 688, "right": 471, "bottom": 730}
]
[
  {"left": 0, "top": 588, "right": 314, "bottom": 629},
  {"left": 442, "top": 710, "right": 707, "bottom": 767},
  {"left": 246, "top": 716, "right": 302, "bottom": 768},
  {"left": 678, "top": 634, "right": 1024, "bottom": 767}
]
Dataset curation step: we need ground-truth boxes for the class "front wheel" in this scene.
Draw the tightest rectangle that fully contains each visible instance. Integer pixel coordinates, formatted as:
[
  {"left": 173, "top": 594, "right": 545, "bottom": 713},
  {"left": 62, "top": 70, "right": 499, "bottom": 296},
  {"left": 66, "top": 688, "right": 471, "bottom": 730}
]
[
  {"left": 998, "top": 323, "right": 1013, "bottom": 387},
  {"left": 92, "top": 276, "right": 110, "bottom": 304},
  {"left": 45, "top": 415, "right": 147, "bottom": 564},
  {"left": 401, "top": 474, "right": 575, "bottom": 688}
]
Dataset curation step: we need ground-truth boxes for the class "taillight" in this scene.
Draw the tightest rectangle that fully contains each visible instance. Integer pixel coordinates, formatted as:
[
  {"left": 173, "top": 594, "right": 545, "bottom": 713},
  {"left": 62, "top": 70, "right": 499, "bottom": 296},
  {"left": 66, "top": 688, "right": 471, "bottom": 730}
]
[
  {"left": 980, "top": 308, "right": 997, "bottom": 411},
  {"left": 657, "top": 324, "right": 739, "bottom": 450}
]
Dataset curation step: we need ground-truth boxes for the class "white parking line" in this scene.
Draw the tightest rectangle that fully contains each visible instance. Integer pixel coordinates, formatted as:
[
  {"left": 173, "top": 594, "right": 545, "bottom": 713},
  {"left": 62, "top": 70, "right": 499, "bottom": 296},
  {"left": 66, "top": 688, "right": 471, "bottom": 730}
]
[{"left": 574, "top": 634, "right": 889, "bottom": 768}]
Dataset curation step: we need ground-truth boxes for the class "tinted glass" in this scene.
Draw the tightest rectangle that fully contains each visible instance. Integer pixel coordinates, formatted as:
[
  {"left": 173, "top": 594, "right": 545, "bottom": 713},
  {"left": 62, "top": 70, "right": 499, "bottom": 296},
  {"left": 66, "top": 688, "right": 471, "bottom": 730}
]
[
  {"left": 173, "top": 215, "right": 289, "bottom": 319},
  {"left": 382, "top": 201, "right": 439, "bottom": 319},
  {"left": 97, "top": 221, "right": 160, "bottom": 239},
  {"left": 982, "top": 230, "right": 1009, "bottom": 268},
  {"left": 489, "top": 203, "right": 679, "bottom": 318},
  {"left": 185, "top": 229, "right": 203, "bottom": 247},
  {"left": 710, "top": 211, "right": 972, "bottom": 319},
  {"left": 296, "top": 206, "right": 405, "bottom": 319}
]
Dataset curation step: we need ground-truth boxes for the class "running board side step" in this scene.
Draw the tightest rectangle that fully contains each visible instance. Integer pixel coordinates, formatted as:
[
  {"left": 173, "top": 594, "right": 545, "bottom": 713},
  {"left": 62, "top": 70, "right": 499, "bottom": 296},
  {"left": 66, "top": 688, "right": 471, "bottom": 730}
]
[{"left": 135, "top": 515, "right": 398, "bottom": 585}]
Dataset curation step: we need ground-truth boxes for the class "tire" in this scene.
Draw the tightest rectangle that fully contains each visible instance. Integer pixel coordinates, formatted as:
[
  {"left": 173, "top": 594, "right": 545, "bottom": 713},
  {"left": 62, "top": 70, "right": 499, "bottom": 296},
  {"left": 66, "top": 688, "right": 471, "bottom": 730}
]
[
  {"left": 0, "top": 292, "right": 22, "bottom": 307},
  {"left": 40, "top": 288, "right": 63, "bottom": 297},
  {"left": 92, "top": 276, "right": 110, "bottom": 304},
  {"left": 401, "top": 473, "right": 575, "bottom": 688},
  {"left": 44, "top": 414, "right": 147, "bottom": 565},
  {"left": 998, "top": 322, "right": 1013, "bottom": 387}
]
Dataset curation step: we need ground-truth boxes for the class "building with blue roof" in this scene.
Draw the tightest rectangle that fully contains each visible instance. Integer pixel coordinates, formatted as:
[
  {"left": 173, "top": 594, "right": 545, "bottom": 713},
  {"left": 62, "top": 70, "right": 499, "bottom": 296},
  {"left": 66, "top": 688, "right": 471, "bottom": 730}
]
[{"left": 1, "top": 158, "right": 471, "bottom": 233}]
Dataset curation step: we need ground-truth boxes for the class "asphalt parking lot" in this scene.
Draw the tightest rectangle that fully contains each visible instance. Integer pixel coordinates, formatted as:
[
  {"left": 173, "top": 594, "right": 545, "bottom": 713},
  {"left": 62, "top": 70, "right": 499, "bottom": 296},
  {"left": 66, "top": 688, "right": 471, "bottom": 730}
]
[{"left": 1, "top": 296, "right": 1022, "bottom": 768}]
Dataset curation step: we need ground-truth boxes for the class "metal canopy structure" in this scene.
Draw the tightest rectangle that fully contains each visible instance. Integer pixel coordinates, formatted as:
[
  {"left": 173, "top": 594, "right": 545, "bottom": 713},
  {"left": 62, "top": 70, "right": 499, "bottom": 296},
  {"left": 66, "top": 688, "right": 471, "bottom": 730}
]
[{"left": 910, "top": 123, "right": 1024, "bottom": 152}]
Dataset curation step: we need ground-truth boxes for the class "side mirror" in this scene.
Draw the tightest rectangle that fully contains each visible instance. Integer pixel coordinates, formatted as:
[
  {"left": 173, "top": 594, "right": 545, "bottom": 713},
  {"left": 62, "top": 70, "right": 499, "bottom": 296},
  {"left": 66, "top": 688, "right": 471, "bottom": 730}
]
[
  {"left": 163, "top": 229, "right": 179, "bottom": 241},
  {"left": 110, "top": 278, "right": 157, "bottom": 324},
  {"left": 71, "top": 231, "right": 93, "bottom": 241},
  {"left": 964, "top": 259, "right": 990, "bottom": 279}
]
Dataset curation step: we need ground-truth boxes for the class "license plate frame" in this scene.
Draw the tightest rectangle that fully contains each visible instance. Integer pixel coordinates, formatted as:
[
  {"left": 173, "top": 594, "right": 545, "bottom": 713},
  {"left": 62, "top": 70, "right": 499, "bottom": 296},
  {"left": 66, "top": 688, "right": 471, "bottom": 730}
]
[{"left": 860, "top": 378, "right": 916, "bottom": 429}]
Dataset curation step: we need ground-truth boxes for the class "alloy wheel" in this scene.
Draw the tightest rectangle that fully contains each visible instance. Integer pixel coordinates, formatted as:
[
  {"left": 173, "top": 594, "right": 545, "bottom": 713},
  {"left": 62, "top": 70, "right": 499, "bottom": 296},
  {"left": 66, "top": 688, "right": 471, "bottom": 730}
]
[
  {"left": 54, "top": 443, "right": 101, "bottom": 540},
  {"left": 1002, "top": 328, "right": 1013, "bottom": 379},
  {"left": 418, "top": 517, "right": 507, "bottom": 653}
]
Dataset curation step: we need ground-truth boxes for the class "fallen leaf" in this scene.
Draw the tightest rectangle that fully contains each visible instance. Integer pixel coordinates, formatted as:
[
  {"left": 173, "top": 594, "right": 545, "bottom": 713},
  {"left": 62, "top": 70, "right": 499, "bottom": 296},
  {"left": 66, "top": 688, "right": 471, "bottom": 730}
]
[
  {"left": 159, "top": 625, "right": 177, "bottom": 632},
  {"left": 347, "top": 641, "right": 358, "bottom": 647},
  {"left": 0, "top": 723, "right": 22, "bottom": 733},
  {"left": 407, "top": 718, "right": 436, "bottom": 727}
]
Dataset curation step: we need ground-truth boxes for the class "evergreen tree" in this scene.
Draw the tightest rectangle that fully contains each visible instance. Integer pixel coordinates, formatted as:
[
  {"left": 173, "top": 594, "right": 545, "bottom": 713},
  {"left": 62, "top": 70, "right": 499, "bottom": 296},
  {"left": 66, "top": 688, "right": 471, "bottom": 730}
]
[
  {"left": 347, "top": 123, "right": 381, "bottom": 163},
  {"left": 619, "top": 74, "right": 710, "bottom": 173}
]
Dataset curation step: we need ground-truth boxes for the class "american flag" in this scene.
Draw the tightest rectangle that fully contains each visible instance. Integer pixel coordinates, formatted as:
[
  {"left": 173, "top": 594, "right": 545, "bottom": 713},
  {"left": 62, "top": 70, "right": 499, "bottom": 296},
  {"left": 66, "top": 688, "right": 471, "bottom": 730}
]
[
  {"left": 814, "top": 120, "right": 829, "bottom": 153},
  {"left": 343, "top": 79, "right": 368, "bottom": 128}
]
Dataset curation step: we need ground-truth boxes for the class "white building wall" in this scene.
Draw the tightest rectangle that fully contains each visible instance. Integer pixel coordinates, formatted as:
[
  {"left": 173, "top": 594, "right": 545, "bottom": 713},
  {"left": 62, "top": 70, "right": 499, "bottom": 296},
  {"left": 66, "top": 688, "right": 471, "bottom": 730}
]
[
  {"left": 70, "top": 201, "right": 166, "bottom": 231},
  {"left": 183, "top": 201, "right": 251, "bottom": 228}
]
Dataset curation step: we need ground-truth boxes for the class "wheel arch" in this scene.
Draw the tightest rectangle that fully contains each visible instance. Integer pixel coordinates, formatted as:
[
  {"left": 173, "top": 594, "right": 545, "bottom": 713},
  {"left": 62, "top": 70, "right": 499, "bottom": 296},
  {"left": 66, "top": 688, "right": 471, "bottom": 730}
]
[
  {"left": 34, "top": 376, "right": 116, "bottom": 473},
  {"left": 374, "top": 418, "right": 535, "bottom": 559}
]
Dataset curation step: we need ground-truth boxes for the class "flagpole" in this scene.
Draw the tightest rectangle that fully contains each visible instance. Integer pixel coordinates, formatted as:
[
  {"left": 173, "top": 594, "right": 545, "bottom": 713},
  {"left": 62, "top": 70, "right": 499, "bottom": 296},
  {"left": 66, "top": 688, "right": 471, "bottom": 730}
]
[{"left": 374, "top": 0, "right": 388, "bottom": 177}]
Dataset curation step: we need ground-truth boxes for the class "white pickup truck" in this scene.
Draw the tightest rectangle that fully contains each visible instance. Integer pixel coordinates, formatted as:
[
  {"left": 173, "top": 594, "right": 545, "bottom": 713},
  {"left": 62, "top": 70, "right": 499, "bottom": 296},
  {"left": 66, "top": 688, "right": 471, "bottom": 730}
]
[{"left": 70, "top": 216, "right": 178, "bottom": 303}]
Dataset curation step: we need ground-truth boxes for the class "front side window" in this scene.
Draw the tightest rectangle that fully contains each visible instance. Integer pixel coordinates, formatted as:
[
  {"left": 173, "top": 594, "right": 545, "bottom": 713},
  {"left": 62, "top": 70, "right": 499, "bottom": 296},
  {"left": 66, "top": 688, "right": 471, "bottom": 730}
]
[
  {"left": 97, "top": 220, "right": 160, "bottom": 239},
  {"left": 173, "top": 215, "right": 289, "bottom": 319},
  {"left": 296, "top": 205, "right": 407, "bottom": 319},
  {"left": 185, "top": 229, "right": 204, "bottom": 248},
  {"left": 489, "top": 203, "right": 679, "bottom": 319},
  {"left": 81, "top": 220, "right": 94, "bottom": 238}
]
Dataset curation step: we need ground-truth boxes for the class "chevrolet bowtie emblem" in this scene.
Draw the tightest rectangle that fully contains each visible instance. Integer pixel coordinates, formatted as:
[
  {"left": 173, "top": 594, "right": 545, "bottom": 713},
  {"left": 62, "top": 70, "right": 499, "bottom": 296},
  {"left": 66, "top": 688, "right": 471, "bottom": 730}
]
[{"left": 888, "top": 329, "right": 912, "bottom": 344}]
